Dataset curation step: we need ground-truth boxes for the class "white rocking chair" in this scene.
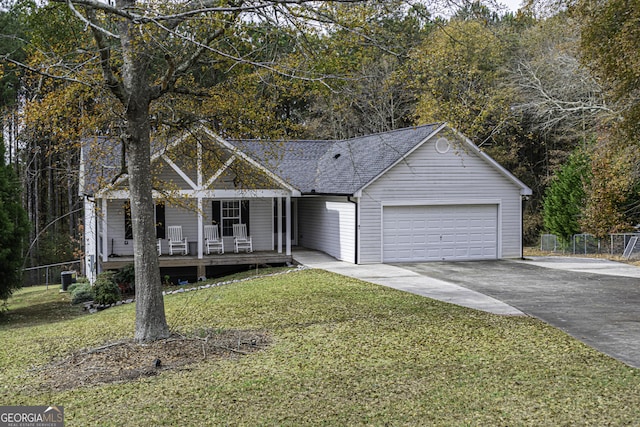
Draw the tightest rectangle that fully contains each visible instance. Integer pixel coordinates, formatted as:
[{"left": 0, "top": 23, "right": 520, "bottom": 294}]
[
  {"left": 168, "top": 225, "right": 188, "bottom": 255},
  {"left": 157, "top": 239, "right": 162, "bottom": 255},
  {"left": 204, "top": 224, "right": 224, "bottom": 255},
  {"left": 233, "top": 223, "right": 252, "bottom": 253}
]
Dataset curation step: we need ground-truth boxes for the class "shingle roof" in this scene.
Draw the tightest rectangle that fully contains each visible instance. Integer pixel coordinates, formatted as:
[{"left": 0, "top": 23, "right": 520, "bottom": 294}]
[
  {"left": 80, "top": 134, "right": 184, "bottom": 195},
  {"left": 80, "top": 136, "right": 122, "bottom": 196},
  {"left": 81, "top": 124, "right": 441, "bottom": 196},
  {"left": 234, "top": 124, "right": 440, "bottom": 194}
]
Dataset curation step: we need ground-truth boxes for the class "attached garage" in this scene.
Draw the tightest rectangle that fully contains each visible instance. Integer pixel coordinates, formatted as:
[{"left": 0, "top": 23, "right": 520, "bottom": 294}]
[
  {"left": 227, "top": 123, "right": 531, "bottom": 265},
  {"left": 382, "top": 204, "right": 499, "bottom": 262}
]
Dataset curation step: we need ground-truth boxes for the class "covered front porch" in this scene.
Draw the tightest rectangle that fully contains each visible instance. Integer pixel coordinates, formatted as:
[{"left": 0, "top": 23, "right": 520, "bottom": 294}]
[
  {"left": 82, "top": 126, "right": 301, "bottom": 284},
  {"left": 86, "top": 193, "right": 297, "bottom": 283}
]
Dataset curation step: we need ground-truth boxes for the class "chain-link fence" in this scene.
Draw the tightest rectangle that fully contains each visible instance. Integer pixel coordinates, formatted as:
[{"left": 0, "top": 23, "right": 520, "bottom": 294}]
[
  {"left": 22, "top": 260, "right": 82, "bottom": 288},
  {"left": 572, "top": 234, "right": 602, "bottom": 255},
  {"left": 540, "top": 234, "right": 559, "bottom": 252},
  {"left": 610, "top": 234, "right": 640, "bottom": 257},
  {"left": 539, "top": 233, "right": 640, "bottom": 258}
]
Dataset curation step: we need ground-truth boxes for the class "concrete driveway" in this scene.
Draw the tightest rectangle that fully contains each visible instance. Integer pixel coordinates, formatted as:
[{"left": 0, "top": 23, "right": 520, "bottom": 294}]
[
  {"left": 294, "top": 250, "right": 640, "bottom": 368},
  {"left": 398, "top": 257, "right": 640, "bottom": 368}
]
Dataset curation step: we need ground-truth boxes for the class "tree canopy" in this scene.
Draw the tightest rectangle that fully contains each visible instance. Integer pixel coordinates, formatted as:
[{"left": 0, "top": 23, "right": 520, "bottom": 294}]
[
  {"left": 0, "top": 135, "right": 30, "bottom": 301},
  {"left": 411, "top": 18, "right": 513, "bottom": 141},
  {"left": 577, "top": 0, "right": 640, "bottom": 137}
]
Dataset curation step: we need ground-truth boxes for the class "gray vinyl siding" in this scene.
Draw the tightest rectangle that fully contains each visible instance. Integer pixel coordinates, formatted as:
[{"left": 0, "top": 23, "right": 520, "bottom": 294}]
[
  {"left": 164, "top": 203, "right": 199, "bottom": 253},
  {"left": 249, "top": 199, "right": 273, "bottom": 251},
  {"left": 359, "top": 134, "right": 523, "bottom": 264},
  {"left": 107, "top": 198, "right": 273, "bottom": 256},
  {"left": 155, "top": 159, "right": 195, "bottom": 190},
  {"left": 105, "top": 199, "right": 134, "bottom": 256},
  {"left": 298, "top": 197, "right": 356, "bottom": 262}
]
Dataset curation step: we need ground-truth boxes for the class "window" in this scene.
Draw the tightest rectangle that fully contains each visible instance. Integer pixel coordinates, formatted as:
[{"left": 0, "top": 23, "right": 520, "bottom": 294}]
[
  {"left": 124, "top": 201, "right": 165, "bottom": 239},
  {"left": 213, "top": 200, "right": 249, "bottom": 237},
  {"left": 221, "top": 200, "right": 240, "bottom": 237}
]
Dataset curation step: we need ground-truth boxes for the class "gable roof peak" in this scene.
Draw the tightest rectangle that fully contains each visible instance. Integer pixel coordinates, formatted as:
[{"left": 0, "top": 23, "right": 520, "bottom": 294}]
[
  {"left": 235, "top": 124, "right": 443, "bottom": 195},
  {"left": 336, "top": 123, "right": 443, "bottom": 143}
]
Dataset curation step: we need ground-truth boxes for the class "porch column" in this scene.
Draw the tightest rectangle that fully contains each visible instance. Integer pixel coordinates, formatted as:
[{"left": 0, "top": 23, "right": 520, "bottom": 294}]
[
  {"left": 277, "top": 197, "right": 283, "bottom": 254},
  {"left": 101, "top": 198, "right": 108, "bottom": 263},
  {"left": 197, "top": 197, "right": 203, "bottom": 259},
  {"left": 196, "top": 141, "right": 204, "bottom": 262},
  {"left": 84, "top": 198, "right": 97, "bottom": 284},
  {"left": 286, "top": 195, "right": 291, "bottom": 256}
]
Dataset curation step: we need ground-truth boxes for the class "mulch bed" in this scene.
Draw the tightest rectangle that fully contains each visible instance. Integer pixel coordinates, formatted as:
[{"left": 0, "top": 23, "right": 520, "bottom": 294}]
[{"left": 36, "top": 329, "right": 270, "bottom": 391}]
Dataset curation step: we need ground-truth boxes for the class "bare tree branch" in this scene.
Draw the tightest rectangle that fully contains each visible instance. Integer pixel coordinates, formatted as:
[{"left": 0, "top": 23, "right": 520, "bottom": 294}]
[
  {"left": 286, "top": 3, "right": 402, "bottom": 58},
  {"left": 66, "top": 0, "right": 120, "bottom": 39},
  {"left": 50, "top": 0, "right": 140, "bottom": 20},
  {"left": 2, "top": 55, "right": 94, "bottom": 87},
  {"left": 149, "top": 16, "right": 339, "bottom": 91},
  {"left": 510, "top": 45, "right": 620, "bottom": 134},
  {"left": 85, "top": 7, "right": 126, "bottom": 102},
  {"left": 50, "top": 0, "right": 367, "bottom": 25},
  {"left": 153, "top": 26, "right": 226, "bottom": 99}
]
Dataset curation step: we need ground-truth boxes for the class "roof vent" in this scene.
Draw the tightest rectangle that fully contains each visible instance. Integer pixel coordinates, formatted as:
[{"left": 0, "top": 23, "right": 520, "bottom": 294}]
[
  {"left": 435, "top": 137, "right": 451, "bottom": 154},
  {"left": 333, "top": 153, "right": 341, "bottom": 159}
]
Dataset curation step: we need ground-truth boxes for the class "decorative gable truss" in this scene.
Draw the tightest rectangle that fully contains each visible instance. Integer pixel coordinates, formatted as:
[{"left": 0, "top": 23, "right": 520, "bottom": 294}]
[{"left": 96, "top": 126, "right": 299, "bottom": 200}]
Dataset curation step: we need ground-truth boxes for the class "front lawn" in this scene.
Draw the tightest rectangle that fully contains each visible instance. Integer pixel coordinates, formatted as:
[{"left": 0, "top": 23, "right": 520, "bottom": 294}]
[{"left": 1, "top": 269, "right": 638, "bottom": 425}]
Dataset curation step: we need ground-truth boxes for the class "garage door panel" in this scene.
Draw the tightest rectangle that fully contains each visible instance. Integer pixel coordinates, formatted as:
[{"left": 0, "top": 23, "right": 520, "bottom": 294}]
[
  {"left": 471, "top": 230, "right": 491, "bottom": 238},
  {"left": 426, "top": 248, "right": 440, "bottom": 257},
  {"left": 426, "top": 234, "right": 440, "bottom": 244},
  {"left": 383, "top": 204, "right": 498, "bottom": 262},
  {"left": 413, "top": 219, "right": 427, "bottom": 228},
  {"left": 427, "top": 219, "right": 441, "bottom": 228},
  {"left": 395, "top": 250, "right": 412, "bottom": 259},
  {"left": 412, "top": 235, "right": 426, "bottom": 244},
  {"left": 455, "top": 247, "right": 471, "bottom": 257},
  {"left": 441, "top": 247, "right": 456, "bottom": 257}
]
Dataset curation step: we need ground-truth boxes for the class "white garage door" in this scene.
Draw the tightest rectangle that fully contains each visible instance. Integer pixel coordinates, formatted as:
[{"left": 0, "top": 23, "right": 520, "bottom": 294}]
[{"left": 383, "top": 204, "right": 498, "bottom": 262}]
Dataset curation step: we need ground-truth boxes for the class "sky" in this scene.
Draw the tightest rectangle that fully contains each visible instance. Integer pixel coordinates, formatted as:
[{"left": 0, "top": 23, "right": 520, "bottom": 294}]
[{"left": 500, "top": 0, "right": 523, "bottom": 12}]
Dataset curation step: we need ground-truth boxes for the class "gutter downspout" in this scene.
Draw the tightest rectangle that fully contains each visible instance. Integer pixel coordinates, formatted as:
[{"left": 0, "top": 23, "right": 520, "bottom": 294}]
[
  {"left": 84, "top": 194, "right": 98, "bottom": 283},
  {"left": 521, "top": 195, "right": 528, "bottom": 260},
  {"left": 95, "top": 198, "right": 99, "bottom": 279},
  {"left": 348, "top": 196, "right": 359, "bottom": 264}
]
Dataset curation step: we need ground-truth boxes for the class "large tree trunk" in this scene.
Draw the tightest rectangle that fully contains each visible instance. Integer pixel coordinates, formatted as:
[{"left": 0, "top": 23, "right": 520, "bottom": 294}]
[
  {"left": 126, "top": 116, "right": 170, "bottom": 342},
  {"left": 118, "top": 3, "right": 170, "bottom": 342}
]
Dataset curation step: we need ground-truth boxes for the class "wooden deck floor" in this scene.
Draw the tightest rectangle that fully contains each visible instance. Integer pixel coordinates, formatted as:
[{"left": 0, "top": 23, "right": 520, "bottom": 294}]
[{"left": 101, "top": 251, "right": 293, "bottom": 270}]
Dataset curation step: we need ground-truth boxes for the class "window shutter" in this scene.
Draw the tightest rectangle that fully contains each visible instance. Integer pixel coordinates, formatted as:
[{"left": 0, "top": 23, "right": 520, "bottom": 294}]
[
  {"left": 124, "top": 201, "right": 133, "bottom": 240},
  {"left": 241, "top": 200, "right": 250, "bottom": 235},
  {"left": 212, "top": 200, "right": 221, "bottom": 226},
  {"left": 155, "top": 202, "right": 165, "bottom": 239}
]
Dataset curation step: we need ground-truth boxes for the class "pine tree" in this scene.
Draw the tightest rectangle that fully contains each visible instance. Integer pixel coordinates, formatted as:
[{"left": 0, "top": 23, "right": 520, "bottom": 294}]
[
  {"left": 0, "top": 135, "right": 30, "bottom": 301},
  {"left": 542, "top": 150, "right": 590, "bottom": 243}
]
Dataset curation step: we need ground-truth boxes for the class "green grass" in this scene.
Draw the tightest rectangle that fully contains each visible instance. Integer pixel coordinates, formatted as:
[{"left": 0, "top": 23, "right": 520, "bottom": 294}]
[{"left": 1, "top": 269, "right": 640, "bottom": 426}]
